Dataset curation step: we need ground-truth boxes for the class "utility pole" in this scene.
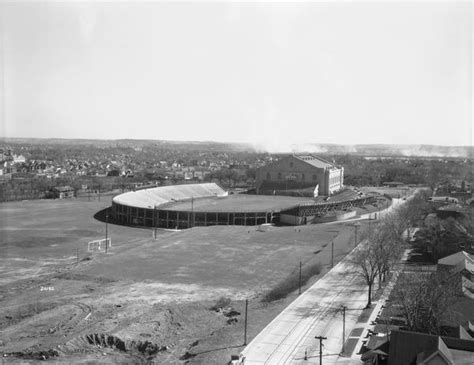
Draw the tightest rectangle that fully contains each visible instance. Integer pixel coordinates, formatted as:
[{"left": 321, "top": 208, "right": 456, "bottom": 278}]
[
  {"left": 299, "top": 261, "right": 302, "bottom": 295},
  {"left": 315, "top": 336, "right": 327, "bottom": 365},
  {"left": 331, "top": 241, "right": 334, "bottom": 268},
  {"left": 105, "top": 210, "right": 109, "bottom": 254},
  {"left": 152, "top": 205, "right": 157, "bottom": 239},
  {"left": 354, "top": 223, "right": 360, "bottom": 246},
  {"left": 244, "top": 299, "right": 248, "bottom": 345},
  {"left": 191, "top": 196, "right": 194, "bottom": 227},
  {"left": 155, "top": 205, "right": 157, "bottom": 238},
  {"left": 341, "top": 305, "right": 347, "bottom": 354}
]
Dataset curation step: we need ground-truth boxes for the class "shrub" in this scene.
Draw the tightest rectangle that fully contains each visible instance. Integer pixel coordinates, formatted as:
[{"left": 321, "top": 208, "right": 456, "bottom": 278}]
[
  {"left": 262, "top": 261, "right": 321, "bottom": 302},
  {"left": 210, "top": 297, "right": 231, "bottom": 311}
]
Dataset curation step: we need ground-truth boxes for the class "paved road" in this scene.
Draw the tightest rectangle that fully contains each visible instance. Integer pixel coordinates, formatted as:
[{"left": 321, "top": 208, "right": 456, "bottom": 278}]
[
  {"left": 240, "top": 242, "right": 369, "bottom": 364},
  {"left": 240, "top": 198, "right": 407, "bottom": 365}
]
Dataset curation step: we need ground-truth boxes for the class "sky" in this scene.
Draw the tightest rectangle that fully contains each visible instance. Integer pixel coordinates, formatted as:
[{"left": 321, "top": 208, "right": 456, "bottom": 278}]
[{"left": 0, "top": 1, "right": 472, "bottom": 151}]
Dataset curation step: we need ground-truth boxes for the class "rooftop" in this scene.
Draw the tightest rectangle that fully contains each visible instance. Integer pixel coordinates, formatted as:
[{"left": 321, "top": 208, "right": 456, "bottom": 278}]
[
  {"left": 438, "top": 251, "right": 474, "bottom": 267},
  {"left": 293, "top": 154, "right": 337, "bottom": 169},
  {"left": 388, "top": 329, "right": 474, "bottom": 365}
]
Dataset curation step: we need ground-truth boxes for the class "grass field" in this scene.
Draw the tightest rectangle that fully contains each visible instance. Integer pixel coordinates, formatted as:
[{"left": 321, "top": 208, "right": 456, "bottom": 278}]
[
  {"left": 0, "top": 196, "right": 369, "bottom": 363},
  {"left": 167, "top": 193, "right": 313, "bottom": 212}
]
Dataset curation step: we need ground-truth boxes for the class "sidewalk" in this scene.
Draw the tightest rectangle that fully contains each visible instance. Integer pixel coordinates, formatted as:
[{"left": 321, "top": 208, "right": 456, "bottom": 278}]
[{"left": 339, "top": 249, "right": 410, "bottom": 362}]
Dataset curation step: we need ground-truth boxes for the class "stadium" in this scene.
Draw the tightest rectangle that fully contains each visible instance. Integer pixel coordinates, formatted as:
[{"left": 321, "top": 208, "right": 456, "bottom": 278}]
[{"left": 111, "top": 183, "right": 377, "bottom": 229}]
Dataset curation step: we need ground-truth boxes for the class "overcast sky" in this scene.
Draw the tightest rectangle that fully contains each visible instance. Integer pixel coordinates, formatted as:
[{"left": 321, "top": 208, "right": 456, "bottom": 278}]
[{"left": 0, "top": 1, "right": 472, "bottom": 150}]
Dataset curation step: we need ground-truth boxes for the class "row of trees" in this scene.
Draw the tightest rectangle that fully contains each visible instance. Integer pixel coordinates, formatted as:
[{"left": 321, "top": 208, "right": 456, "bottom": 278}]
[
  {"left": 338, "top": 155, "right": 471, "bottom": 188},
  {"left": 352, "top": 189, "right": 468, "bottom": 335},
  {"left": 351, "top": 189, "right": 432, "bottom": 308},
  {"left": 351, "top": 215, "right": 405, "bottom": 308}
]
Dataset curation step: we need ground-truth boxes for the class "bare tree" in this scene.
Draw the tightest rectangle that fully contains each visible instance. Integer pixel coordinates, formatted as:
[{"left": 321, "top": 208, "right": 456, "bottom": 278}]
[
  {"left": 374, "top": 216, "right": 406, "bottom": 285},
  {"left": 351, "top": 228, "right": 380, "bottom": 308},
  {"left": 389, "top": 188, "right": 432, "bottom": 240},
  {"left": 391, "top": 271, "right": 460, "bottom": 335}
]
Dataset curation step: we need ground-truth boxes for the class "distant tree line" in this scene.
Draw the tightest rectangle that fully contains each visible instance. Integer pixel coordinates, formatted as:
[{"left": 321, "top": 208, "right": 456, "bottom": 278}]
[{"left": 331, "top": 155, "right": 472, "bottom": 188}]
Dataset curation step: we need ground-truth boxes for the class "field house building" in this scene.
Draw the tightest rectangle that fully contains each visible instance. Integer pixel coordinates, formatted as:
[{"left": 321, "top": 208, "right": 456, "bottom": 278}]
[{"left": 256, "top": 154, "right": 344, "bottom": 196}]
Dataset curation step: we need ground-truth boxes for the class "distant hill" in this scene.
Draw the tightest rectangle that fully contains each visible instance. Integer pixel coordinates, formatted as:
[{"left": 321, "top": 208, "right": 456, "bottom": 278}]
[
  {"left": 0, "top": 137, "right": 255, "bottom": 152},
  {"left": 1, "top": 137, "right": 472, "bottom": 158},
  {"left": 287, "top": 143, "right": 473, "bottom": 158}
]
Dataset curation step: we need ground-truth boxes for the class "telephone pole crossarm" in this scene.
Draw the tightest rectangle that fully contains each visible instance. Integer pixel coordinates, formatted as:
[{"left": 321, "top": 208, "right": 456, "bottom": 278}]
[{"left": 314, "top": 336, "right": 327, "bottom": 365}]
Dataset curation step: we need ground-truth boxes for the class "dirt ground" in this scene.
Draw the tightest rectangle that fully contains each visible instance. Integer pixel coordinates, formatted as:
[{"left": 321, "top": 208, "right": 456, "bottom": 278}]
[{"left": 0, "top": 196, "right": 371, "bottom": 364}]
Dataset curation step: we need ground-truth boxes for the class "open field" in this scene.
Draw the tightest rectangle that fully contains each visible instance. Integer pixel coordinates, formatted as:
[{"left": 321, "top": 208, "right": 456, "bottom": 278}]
[
  {"left": 166, "top": 194, "right": 313, "bottom": 212},
  {"left": 0, "top": 197, "right": 371, "bottom": 363}
]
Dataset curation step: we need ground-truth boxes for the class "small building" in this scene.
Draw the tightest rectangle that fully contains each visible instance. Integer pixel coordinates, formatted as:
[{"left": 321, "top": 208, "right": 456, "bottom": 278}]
[
  {"left": 438, "top": 251, "right": 474, "bottom": 299},
  {"left": 428, "top": 196, "right": 459, "bottom": 205},
  {"left": 436, "top": 205, "right": 465, "bottom": 219},
  {"left": 51, "top": 186, "right": 75, "bottom": 199},
  {"left": 386, "top": 329, "right": 474, "bottom": 365},
  {"left": 256, "top": 154, "right": 344, "bottom": 196}
]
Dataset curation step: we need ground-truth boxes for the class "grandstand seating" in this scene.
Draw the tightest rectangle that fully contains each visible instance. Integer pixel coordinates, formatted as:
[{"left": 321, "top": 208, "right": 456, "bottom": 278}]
[{"left": 113, "top": 183, "right": 228, "bottom": 209}]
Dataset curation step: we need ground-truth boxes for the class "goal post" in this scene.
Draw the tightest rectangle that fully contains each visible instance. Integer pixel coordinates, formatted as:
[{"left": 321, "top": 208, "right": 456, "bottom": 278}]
[{"left": 87, "top": 238, "right": 112, "bottom": 252}]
